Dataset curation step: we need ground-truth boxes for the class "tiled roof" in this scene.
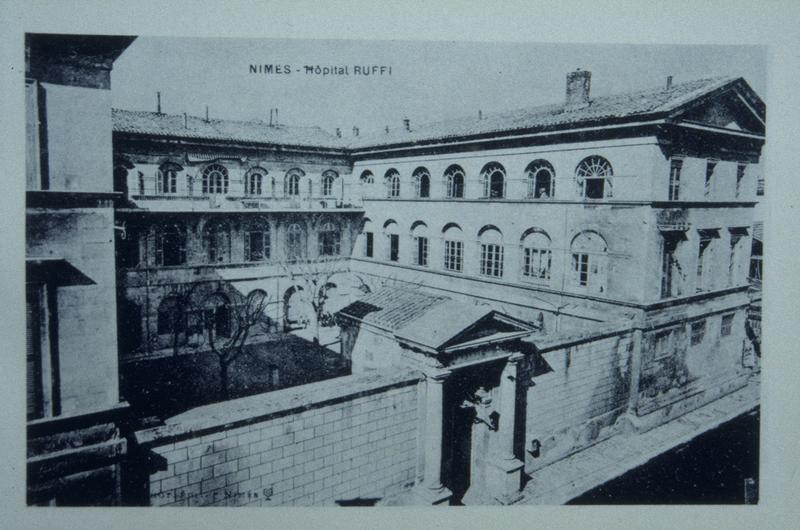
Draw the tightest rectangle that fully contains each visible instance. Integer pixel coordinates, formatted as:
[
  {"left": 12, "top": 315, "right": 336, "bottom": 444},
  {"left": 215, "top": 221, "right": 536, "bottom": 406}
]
[
  {"left": 113, "top": 76, "right": 746, "bottom": 152},
  {"left": 347, "top": 77, "right": 739, "bottom": 149},
  {"left": 112, "top": 108, "right": 346, "bottom": 149},
  {"left": 337, "top": 286, "right": 449, "bottom": 331}
]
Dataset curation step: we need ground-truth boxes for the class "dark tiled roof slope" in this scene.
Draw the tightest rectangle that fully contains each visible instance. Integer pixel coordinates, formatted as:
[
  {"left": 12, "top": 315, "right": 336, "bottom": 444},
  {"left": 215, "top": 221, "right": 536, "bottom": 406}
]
[
  {"left": 347, "top": 77, "right": 739, "bottom": 149},
  {"left": 113, "top": 77, "right": 747, "bottom": 151},
  {"left": 337, "top": 286, "right": 449, "bottom": 331},
  {"left": 112, "top": 108, "right": 346, "bottom": 149}
]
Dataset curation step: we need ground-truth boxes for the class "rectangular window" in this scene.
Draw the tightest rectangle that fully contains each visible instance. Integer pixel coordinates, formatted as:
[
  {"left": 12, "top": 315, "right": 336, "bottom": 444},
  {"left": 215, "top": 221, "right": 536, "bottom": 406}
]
[
  {"left": 572, "top": 253, "right": 589, "bottom": 286},
  {"left": 523, "top": 247, "right": 551, "bottom": 281},
  {"left": 414, "top": 236, "right": 428, "bottom": 267},
  {"left": 245, "top": 230, "right": 270, "bottom": 261},
  {"left": 669, "top": 159, "right": 683, "bottom": 201},
  {"left": 736, "top": 164, "right": 746, "bottom": 198},
  {"left": 654, "top": 328, "right": 677, "bottom": 360},
  {"left": 365, "top": 232, "right": 373, "bottom": 258},
  {"left": 480, "top": 243, "right": 504, "bottom": 277},
  {"left": 660, "top": 236, "right": 679, "bottom": 299},
  {"left": 690, "top": 320, "right": 706, "bottom": 346},
  {"left": 720, "top": 313, "right": 735, "bottom": 337},
  {"left": 728, "top": 233, "right": 743, "bottom": 287},
  {"left": 756, "top": 177, "right": 765, "bottom": 196},
  {"left": 444, "top": 240, "right": 463, "bottom": 272},
  {"left": 388, "top": 234, "right": 399, "bottom": 262},
  {"left": 704, "top": 160, "right": 717, "bottom": 198},
  {"left": 696, "top": 235, "right": 715, "bottom": 293}
]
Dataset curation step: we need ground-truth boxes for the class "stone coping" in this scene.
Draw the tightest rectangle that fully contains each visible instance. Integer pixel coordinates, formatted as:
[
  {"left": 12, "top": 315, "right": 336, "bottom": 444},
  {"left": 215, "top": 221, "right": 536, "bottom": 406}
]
[{"left": 135, "top": 369, "right": 422, "bottom": 448}]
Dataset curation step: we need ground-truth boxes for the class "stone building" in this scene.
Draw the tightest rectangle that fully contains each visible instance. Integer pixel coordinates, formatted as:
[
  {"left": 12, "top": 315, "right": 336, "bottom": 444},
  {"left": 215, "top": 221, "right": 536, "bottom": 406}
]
[
  {"left": 111, "top": 110, "right": 363, "bottom": 358},
  {"left": 25, "top": 33, "right": 136, "bottom": 505},
  {"left": 337, "top": 71, "right": 765, "bottom": 503}
]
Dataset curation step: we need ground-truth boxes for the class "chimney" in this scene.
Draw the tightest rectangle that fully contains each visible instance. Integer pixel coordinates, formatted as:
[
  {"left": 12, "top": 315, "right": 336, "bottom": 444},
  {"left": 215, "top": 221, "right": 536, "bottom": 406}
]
[
  {"left": 403, "top": 117, "right": 410, "bottom": 132},
  {"left": 666, "top": 75, "right": 673, "bottom": 90},
  {"left": 269, "top": 108, "right": 274, "bottom": 126},
  {"left": 352, "top": 126, "right": 359, "bottom": 137},
  {"left": 335, "top": 128, "right": 341, "bottom": 138},
  {"left": 478, "top": 109, "right": 483, "bottom": 120},
  {"left": 274, "top": 108, "right": 279, "bottom": 125},
  {"left": 157, "top": 91, "right": 162, "bottom": 114},
  {"left": 385, "top": 125, "right": 389, "bottom": 134},
  {"left": 565, "top": 69, "right": 591, "bottom": 108},
  {"left": 205, "top": 105, "right": 209, "bottom": 122},
  {"left": 183, "top": 112, "right": 188, "bottom": 128}
]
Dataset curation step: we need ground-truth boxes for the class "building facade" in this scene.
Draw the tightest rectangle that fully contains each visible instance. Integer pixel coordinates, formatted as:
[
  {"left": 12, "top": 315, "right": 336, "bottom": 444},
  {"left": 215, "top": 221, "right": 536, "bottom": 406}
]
[{"left": 112, "top": 110, "right": 363, "bottom": 358}]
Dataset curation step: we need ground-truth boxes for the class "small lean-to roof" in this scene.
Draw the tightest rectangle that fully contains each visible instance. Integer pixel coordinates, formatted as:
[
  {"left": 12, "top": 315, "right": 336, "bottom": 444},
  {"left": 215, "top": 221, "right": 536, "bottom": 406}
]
[
  {"left": 337, "top": 286, "right": 449, "bottom": 331},
  {"left": 112, "top": 108, "right": 346, "bottom": 150},
  {"left": 348, "top": 76, "right": 756, "bottom": 150},
  {"left": 337, "top": 286, "right": 537, "bottom": 353}
]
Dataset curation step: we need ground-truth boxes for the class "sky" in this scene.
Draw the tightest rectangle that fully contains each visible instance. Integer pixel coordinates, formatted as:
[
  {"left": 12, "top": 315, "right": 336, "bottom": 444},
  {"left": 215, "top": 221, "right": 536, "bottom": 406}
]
[{"left": 111, "top": 37, "right": 766, "bottom": 138}]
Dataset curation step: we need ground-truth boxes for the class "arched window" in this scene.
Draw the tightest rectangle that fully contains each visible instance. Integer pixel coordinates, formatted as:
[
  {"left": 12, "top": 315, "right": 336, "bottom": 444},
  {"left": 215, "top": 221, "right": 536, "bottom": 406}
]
[
  {"left": 525, "top": 160, "right": 555, "bottom": 199},
  {"left": 286, "top": 223, "right": 305, "bottom": 261},
  {"left": 157, "top": 296, "right": 186, "bottom": 337},
  {"left": 383, "top": 219, "right": 400, "bottom": 261},
  {"left": 245, "top": 167, "right": 267, "bottom": 196},
  {"left": 521, "top": 229, "right": 552, "bottom": 283},
  {"left": 203, "top": 293, "right": 231, "bottom": 338},
  {"left": 442, "top": 223, "right": 464, "bottom": 272},
  {"left": 570, "top": 230, "right": 609, "bottom": 293},
  {"left": 285, "top": 169, "right": 303, "bottom": 197},
  {"left": 481, "top": 162, "right": 506, "bottom": 198},
  {"left": 157, "top": 162, "right": 181, "bottom": 194},
  {"left": 360, "top": 170, "right": 374, "bottom": 184},
  {"left": 205, "top": 220, "right": 232, "bottom": 264},
  {"left": 412, "top": 167, "right": 431, "bottom": 198},
  {"left": 155, "top": 223, "right": 187, "bottom": 266},
  {"left": 411, "top": 221, "right": 430, "bottom": 266},
  {"left": 479, "top": 226, "right": 504, "bottom": 277},
  {"left": 318, "top": 221, "right": 341, "bottom": 256},
  {"left": 385, "top": 169, "right": 400, "bottom": 198},
  {"left": 201, "top": 163, "right": 229, "bottom": 194},
  {"left": 361, "top": 219, "right": 375, "bottom": 258},
  {"left": 321, "top": 170, "right": 338, "bottom": 197},
  {"left": 444, "top": 165, "right": 465, "bottom": 199},
  {"left": 244, "top": 217, "right": 270, "bottom": 262},
  {"left": 576, "top": 156, "right": 613, "bottom": 199}
]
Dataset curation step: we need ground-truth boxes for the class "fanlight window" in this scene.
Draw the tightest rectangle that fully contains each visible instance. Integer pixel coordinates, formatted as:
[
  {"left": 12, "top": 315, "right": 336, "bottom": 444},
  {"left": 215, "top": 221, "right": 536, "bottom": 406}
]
[
  {"left": 570, "top": 230, "right": 609, "bottom": 293},
  {"left": 412, "top": 167, "right": 431, "bottom": 198},
  {"left": 205, "top": 221, "right": 232, "bottom": 264},
  {"left": 202, "top": 163, "right": 229, "bottom": 194},
  {"left": 481, "top": 162, "right": 506, "bottom": 198},
  {"left": 360, "top": 170, "right": 374, "bottom": 184},
  {"left": 576, "top": 156, "right": 613, "bottom": 199},
  {"left": 155, "top": 223, "right": 187, "bottom": 266},
  {"left": 444, "top": 165, "right": 465, "bottom": 198},
  {"left": 286, "top": 223, "right": 305, "bottom": 261},
  {"left": 385, "top": 169, "right": 400, "bottom": 198},
  {"left": 526, "top": 160, "right": 555, "bottom": 199},
  {"left": 521, "top": 229, "right": 552, "bottom": 283},
  {"left": 285, "top": 169, "right": 303, "bottom": 197},
  {"left": 318, "top": 221, "right": 341, "bottom": 256},
  {"left": 245, "top": 168, "right": 267, "bottom": 196},
  {"left": 322, "top": 170, "right": 338, "bottom": 197},
  {"left": 157, "top": 162, "right": 181, "bottom": 194}
]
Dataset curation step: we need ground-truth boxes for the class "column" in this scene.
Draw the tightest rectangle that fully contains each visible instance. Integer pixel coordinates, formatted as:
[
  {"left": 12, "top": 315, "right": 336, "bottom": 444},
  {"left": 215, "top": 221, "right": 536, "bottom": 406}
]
[
  {"left": 626, "top": 328, "right": 644, "bottom": 416},
  {"left": 416, "top": 369, "right": 452, "bottom": 505},
  {"left": 487, "top": 353, "right": 524, "bottom": 504}
]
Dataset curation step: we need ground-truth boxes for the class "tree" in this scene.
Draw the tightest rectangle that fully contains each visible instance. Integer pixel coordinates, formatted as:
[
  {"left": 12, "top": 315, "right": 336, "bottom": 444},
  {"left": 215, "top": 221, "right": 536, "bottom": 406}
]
[
  {"left": 191, "top": 288, "right": 271, "bottom": 399},
  {"left": 281, "top": 256, "right": 348, "bottom": 345}
]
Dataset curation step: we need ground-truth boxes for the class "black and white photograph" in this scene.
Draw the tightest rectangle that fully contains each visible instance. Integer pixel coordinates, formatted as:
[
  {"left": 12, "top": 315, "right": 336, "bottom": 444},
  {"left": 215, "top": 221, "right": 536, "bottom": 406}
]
[{"left": 4, "top": 1, "right": 799, "bottom": 526}]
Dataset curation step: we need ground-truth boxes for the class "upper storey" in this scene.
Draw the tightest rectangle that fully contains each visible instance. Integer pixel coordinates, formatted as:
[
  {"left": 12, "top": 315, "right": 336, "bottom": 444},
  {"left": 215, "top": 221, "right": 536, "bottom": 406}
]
[
  {"left": 112, "top": 109, "right": 359, "bottom": 213},
  {"left": 350, "top": 73, "right": 765, "bottom": 205}
]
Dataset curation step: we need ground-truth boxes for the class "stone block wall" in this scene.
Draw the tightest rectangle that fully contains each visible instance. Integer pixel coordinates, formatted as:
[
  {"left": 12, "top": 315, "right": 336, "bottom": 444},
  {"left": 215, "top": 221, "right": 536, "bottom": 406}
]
[
  {"left": 135, "top": 370, "right": 422, "bottom": 506},
  {"left": 522, "top": 329, "right": 633, "bottom": 473}
]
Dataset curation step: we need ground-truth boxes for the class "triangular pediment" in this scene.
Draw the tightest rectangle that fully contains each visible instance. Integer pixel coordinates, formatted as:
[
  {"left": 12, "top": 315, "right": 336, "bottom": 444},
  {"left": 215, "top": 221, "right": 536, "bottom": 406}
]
[
  {"left": 439, "top": 312, "right": 537, "bottom": 352},
  {"left": 670, "top": 78, "right": 765, "bottom": 134}
]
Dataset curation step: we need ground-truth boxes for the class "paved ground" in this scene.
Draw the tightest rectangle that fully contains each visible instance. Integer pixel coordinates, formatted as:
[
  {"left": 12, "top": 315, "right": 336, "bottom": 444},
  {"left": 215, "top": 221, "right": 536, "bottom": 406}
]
[{"left": 517, "top": 375, "right": 760, "bottom": 505}]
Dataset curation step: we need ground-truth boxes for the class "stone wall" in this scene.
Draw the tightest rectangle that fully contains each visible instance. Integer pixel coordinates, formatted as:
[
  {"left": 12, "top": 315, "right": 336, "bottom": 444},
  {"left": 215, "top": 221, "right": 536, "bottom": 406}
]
[
  {"left": 522, "top": 327, "right": 634, "bottom": 473},
  {"left": 135, "top": 370, "right": 422, "bottom": 506}
]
